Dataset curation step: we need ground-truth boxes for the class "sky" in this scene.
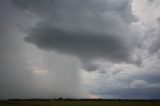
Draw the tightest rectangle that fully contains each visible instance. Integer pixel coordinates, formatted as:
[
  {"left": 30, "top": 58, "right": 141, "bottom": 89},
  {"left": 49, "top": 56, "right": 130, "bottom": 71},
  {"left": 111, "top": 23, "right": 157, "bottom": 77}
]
[{"left": 0, "top": 0, "right": 160, "bottom": 99}]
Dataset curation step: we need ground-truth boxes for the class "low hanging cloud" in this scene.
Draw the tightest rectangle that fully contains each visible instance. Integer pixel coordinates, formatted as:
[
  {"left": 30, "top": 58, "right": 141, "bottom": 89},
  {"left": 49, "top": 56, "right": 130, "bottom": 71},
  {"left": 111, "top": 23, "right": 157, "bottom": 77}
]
[
  {"left": 25, "top": 25, "right": 131, "bottom": 64},
  {"left": 12, "top": 0, "right": 139, "bottom": 71}
]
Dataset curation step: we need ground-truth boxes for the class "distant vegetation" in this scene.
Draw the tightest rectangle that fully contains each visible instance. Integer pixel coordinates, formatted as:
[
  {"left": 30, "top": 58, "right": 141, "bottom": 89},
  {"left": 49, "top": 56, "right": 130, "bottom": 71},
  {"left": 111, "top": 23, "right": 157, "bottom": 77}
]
[{"left": 0, "top": 99, "right": 160, "bottom": 106}]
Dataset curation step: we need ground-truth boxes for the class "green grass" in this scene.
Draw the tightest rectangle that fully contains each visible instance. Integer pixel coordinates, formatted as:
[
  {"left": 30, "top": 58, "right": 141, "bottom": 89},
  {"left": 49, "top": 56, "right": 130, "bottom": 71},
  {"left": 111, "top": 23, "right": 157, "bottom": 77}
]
[{"left": 0, "top": 100, "right": 160, "bottom": 106}]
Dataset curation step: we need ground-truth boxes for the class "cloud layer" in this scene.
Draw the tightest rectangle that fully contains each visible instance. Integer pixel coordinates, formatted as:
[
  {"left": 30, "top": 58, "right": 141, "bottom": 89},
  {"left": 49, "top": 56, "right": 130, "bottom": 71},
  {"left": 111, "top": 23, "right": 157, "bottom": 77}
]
[
  {"left": 13, "top": 0, "right": 139, "bottom": 71},
  {"left": 0, "top": 0, "right": 160, "bottom": 99},
  {"left": 25, "top": 25, "right": 131, "bottom": 63}
]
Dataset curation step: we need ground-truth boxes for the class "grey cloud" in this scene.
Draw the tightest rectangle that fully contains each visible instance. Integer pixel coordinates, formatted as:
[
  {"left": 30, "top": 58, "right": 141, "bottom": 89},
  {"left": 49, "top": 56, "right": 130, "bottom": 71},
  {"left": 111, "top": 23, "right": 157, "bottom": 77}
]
[
  {"left": 1, "top": 0, "right": 160, "bottom": 100},
  {"left": 91, "top": 78, "right": 160, "bottom": 99},
  {"left": 25, "top": 25, "right": 131, "bottom": 64},
  {"left": 12, "top": 0, "right": 136, "bottom": 23},
  {"left": 148, "top": 30, "right": 160, "bottom": 54},
  {"left": 12, "top": 0, "right": 138, "bottom": 71},
  {"left": 0, "top": 0, "right": 87, "bottom": 99},
  {"left": 80, "top": 61, "right": 100, "bottom": 72},
  {"left": 148, "top": 0, "right": 154, "bottom": 2},
  {"left": 84, "top": 55, "right": 160, "bottom": 99},
  {"left": 99, "top": 87, "right": 160, "bottom": 99},
  {"left": 130, "top": 80, "right": 160, "bottom": 89},
  {"left": 149, "top": 17, "right": 160, "bottom": 54},
  {"left": 157, "top": 17, "right": 160, "bottom": 25}
]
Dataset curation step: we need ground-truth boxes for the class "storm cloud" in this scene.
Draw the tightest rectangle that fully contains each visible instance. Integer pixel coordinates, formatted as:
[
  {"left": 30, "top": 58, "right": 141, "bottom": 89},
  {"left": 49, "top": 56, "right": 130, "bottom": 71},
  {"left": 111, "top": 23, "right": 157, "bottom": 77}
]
[
  {"left": 1, "top": 0, "right": 160, "bottom": 99},
  {"left": 0, "top": 0, "right": 87, "bottom": 99},
  {"left": 12, "top": 0, "right": 139, "bottom": 71},
  {"left": 25, "top": 25, "right": 131, "bottom": 63}
]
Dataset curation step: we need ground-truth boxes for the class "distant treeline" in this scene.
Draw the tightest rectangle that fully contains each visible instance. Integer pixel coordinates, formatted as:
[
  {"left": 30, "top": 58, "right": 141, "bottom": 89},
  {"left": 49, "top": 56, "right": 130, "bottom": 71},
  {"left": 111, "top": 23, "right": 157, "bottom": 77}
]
[{"left": 5, "top": 98, "right": 160, "bottom": 102}]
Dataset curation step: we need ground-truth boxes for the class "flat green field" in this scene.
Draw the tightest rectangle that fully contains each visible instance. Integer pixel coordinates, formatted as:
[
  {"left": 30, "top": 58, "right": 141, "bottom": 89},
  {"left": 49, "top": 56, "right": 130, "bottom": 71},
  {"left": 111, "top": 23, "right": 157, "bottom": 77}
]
[{"left": 0, "top": 100, "right": 160, "bottom": 106}]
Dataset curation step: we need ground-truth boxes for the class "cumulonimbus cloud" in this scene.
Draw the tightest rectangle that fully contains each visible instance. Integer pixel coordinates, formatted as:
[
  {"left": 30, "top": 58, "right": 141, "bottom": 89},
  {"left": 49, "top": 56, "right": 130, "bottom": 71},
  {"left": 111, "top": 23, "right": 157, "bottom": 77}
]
[
  {"left": 25, "top": 26, "right": 131, "bottom": 63},
  {"left": 13, "top": 0, "right": 138, "bottom": 71}
]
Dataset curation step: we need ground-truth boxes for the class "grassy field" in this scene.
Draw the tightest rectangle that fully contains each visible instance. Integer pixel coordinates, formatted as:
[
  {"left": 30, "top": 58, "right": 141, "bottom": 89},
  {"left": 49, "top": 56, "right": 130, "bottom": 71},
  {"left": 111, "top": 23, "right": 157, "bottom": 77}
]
[{"left": 0, "top": 100, "right": 160, "bottom": 106}]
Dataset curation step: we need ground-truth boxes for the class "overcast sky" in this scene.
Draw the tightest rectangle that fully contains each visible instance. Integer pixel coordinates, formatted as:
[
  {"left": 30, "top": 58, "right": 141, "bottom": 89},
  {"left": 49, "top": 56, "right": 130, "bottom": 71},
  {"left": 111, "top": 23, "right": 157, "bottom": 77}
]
[{"left": 1, "top": 0, "right": 160, "bottom": 99}]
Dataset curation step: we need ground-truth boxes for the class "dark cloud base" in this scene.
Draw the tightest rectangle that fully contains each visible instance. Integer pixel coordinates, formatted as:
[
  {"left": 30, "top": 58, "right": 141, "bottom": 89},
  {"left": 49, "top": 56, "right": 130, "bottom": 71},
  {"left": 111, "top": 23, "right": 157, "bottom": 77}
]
[{"left": 25, "top": 25, "right": 131, "bottom": 63}]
